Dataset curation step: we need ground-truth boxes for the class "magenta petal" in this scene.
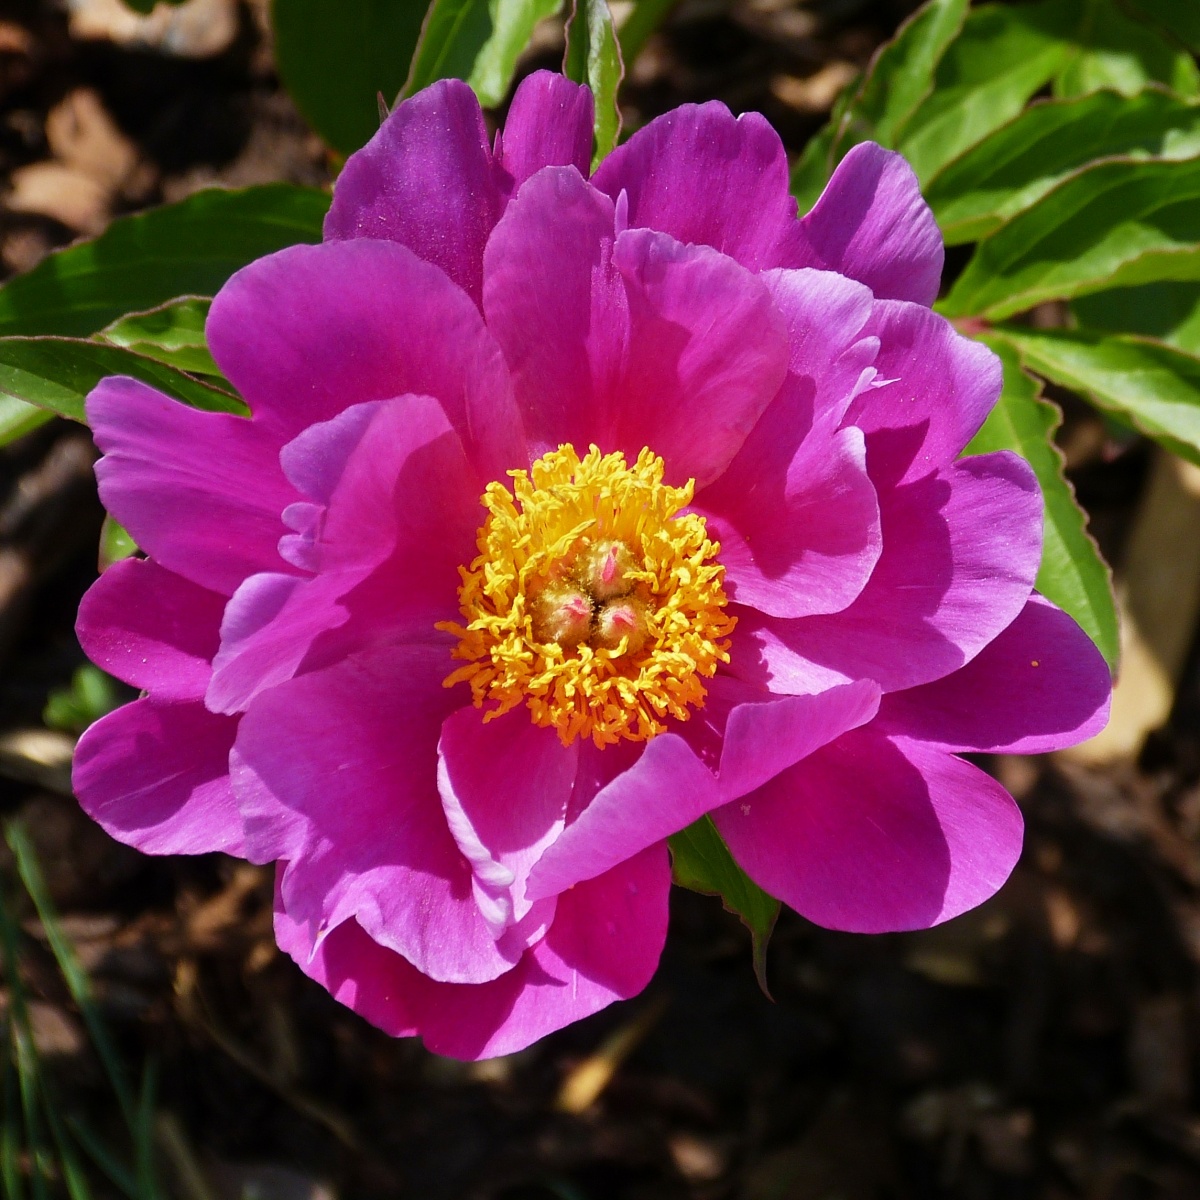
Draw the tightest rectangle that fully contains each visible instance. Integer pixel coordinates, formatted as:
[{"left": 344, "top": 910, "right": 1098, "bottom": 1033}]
[
  {"left": 795, "top": 142, "right": 944, "bottom": 306},
  {"left": 498, "top": 70, "right": 594, "bottom": 188},
  {"left": 277, "top": 845, "right": 670, "bottom": 1060},
  {"left": 438, "top": 707, "right": 577, "bottom": 938},
  {"left": 714, "top": 729, "right": 1023, "bottom": 932},
  {"left": 88, "top": 377, "right": 295, "bottom": 597},
  {"left": 731, "top": 451, "right": 1043, "bottom": 693},
  {"left": 845, "top": 301, "right": 1002, "bottom": 488},
  {"left": 73, "top": 699, "right": 243, "bottom": 856},
  {"left": 207, "top": 240, "right": 524, "bottom": 479},
  {"left": 323, "top": 79, "right": 503, "bottom": 302},
  {"left": 527, "top": 678, "right": 879, "bottom": 899},
  {"left": 590, "top": 101, "right": 806, "bottom": 271},
  {"left": 76, "top": 557, "right": 224, "bottom": 702},
  {"left": 878, "top": 595, "right": 1112, "bottom": 753},
  {"left": 232, "top": 644, "right": 519, "bottom": 985}
]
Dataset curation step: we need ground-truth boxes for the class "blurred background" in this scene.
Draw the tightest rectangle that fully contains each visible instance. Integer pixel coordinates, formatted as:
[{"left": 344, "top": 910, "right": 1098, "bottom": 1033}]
[{"left": 2, "top": 1, "right": 1200, "bottom": 1197}]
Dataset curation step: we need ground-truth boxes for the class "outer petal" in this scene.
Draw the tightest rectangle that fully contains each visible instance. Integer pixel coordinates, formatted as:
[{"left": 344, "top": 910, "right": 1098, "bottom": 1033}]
[
  {"left": 844, "top": 301, "right": 1002, "bottom": 488},
  {"left": 590, "top": 101, "right": 806, "bottom": 271},
  {"left": 794, "top": 142, "right": 944, "bottom": 307},
  {"left": 323, "top": 78, "right": 503, "bottom": 302},
  {"left": 730, "top": 452, "right": 1043, "bottom": 694},
  {"left": 713, "top": 728, "right": 1023, "bottom": 932},
  {"left": 206, "top": 240, "right": 524, "bottom": 479},
  {"left": 276, "top": 844, "right": 671, "bottom": 1060},
  {"left": 526, "top": 679, "right": 881, "bottom": 899},
  {"left": 73, "top": 699, "right": 243, "bottom": 856},
  {"left": 483, "top": 168, "right": 789, "bottom": 488},
  {"left": 88, "top": 377, "right": 295, "bottom": 597},
  {"left": 877, "top": 594, "right": 1112, "bottom": 753},
  {"left": 497, "top": 70, "right": 593, "bottom": 188},
  {"left": 76, "top": 557, "right": 225, "bottom": 703},
  {"left": 232, "top": 644, "right": 520, "bottom": 985}
]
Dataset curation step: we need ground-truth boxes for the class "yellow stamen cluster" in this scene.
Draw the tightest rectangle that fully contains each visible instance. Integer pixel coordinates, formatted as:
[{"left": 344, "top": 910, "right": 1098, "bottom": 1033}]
[{"left": 438, "top": 444, "right": 734, "bottom": 746}]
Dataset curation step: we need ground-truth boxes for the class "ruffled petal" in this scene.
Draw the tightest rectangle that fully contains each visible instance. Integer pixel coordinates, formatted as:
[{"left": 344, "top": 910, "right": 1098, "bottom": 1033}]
[
  {"left": 729, "top": 451, "right": 1043, "bottom": 693},
  {"left": 590, "top": 101, "right": 806, "bottom": 271},
  {"left": 323, "top": 79, "right": 503, "bottom": 302},
  {"left": 713, "top": 728, "right": 1023, "bottom": 932},
  {"left": 276, "top": 844, "right": 670, "bottom": 1060},
  {"left": 794, "top": 142, "right": 944, "bottom": 307},
  {"left": 526, "top": 678, "right": 880, "bottom": 899},
  {"left": 844, "top": 300, "right": 1002, "bottom": 489},
  {"left": 497, "top": 70, "right": 594, "bottom": 188},
  {"left": 73, "top": 699, "right": 243, "bottom": 856},
  {"left": 877, "top": 594, "right": 1112, "bottom": 753},
  {"left": 231, "top": 643, "right": 519, "bottom": 985},
  {"left": 88, "top": 377, "right": 295, "bottom": 597},
  {"left": 206, "top": 240, "right": 524, "bottom": 480},
  {"left": 76, "top": 557, "right": 224, "bottom": 702}
]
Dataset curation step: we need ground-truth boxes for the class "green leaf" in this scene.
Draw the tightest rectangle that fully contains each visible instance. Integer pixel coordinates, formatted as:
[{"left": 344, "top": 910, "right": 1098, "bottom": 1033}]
[
  {"left": 940, "top": 156, "right": 1200, "bottom": 321},
  {"left": 273, "top": 0, "right": 429, "bottom": 156},
  {"left": 43, "top": 666, "right": 123, "bottom": 737},
  {"left": 669, "top": 815, "right": 779, "bottom": 994},
  {"left": 969, "top": 333, "right": 1119, "bottom": 668},
  {"left": 97, "top": 297, "right": 224, "bottom": 380},
  {"left": 0, "top": 338, "right": 246, "bottom": 424},
  {"left": 1124, "top": 0, "right": 1200, "bottom": 53},
  {"left": 564, "top": 0, "right": 624, "bottom": 167},
  {"left": 99, "top": 516, "right": 138, "bottom": 571},
  {"left": 926, "top": 88, "right": 1200, "bottom": 245},
  {"left": 896, "top": 0, "right": 1075, "bottom": 184},
  {"left": 999, "top": 325, "right": 1200, "bottom": 465},
  {"left": 406, "top": 0, "right": 562, "bottom": 108},
  {"left": 616, "top": 0, "right": 678, "bottom": 69},
  {"left": 0, "top": 396, "right": 53, "bottom": 447},
  {"left": 1072, "top": 281, "right": 1200, "bottom": 354},
  {"left": 790, "top": 122, "right": 841, "bottom": 215},
  {"left": 1053, "top": 0, "right": 1199, "bottom": 99},
  {"left": 0, "top": 185, "right": 329, "bottom": 339}
]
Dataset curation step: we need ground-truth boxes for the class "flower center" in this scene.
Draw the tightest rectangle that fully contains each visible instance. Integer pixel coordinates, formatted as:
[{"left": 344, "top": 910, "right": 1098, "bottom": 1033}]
[{"left": 438, "top": 444, "right": 734, "bottom": 747}]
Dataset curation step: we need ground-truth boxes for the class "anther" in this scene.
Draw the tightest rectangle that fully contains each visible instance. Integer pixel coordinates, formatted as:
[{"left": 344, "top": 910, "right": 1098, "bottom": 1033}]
[{"left": 532, "top": 585, "right": 593, "bottom": 646}]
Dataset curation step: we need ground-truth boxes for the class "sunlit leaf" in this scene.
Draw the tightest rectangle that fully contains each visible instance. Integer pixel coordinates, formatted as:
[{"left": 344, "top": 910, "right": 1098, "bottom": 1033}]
[
  {"left": 98, "top": 298, "right": 224, "bottom": 379},
  {"left": 564, "top": 0, "right": 624, "bottom": 167}
]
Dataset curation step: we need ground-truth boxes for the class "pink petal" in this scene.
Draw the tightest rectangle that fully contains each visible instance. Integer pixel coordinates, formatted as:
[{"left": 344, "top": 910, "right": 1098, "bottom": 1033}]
[
  {"left": 276, "top": 844, "right": 670, "bottom": 1060},
  {"left": 526, "top": 678, "right": 880, "bottom": 900},
  {"left": 206, "top": 240, "right": 524, "bottom": 480},
  {"left": 730, "top": 451, "right": 1043, "bottom": 693},
  {"left": 795, "top": 142, "right": 944, "bottom": 307},
  {"left": 844, "top": 300, "right": 1002, "bottom": 488},
  {"left": 713, "top": 728, "right": 1023, "bottom": 932},
  {"left": 323, "top": 79, "right": 503, "bottom": 302},
  {"left": 231, "top": 643, "right": 520, "bottom": 985},
  {"left": 437, "top": 707, "right": 577, "bottom": 939},
  {"left": 483, "top": 168, "right": 789, "bottom": 488},
  {"left": 877, "top": 594, "right": 1112, "bottom": 753},
  {"left": 497, "top": 70, "right": 594, "bottom": 188},
  {"left": 88, "top": 377, "right": 295, "bottom": 597},
  {"left": 76, "top": 557, "right": 224, "bottom": 703},
  {"left": 73, "top": 699, "right": 243, "bottom": 856},
  {"left": 590, "top": 101, "right": 806, "bottom": 271}
]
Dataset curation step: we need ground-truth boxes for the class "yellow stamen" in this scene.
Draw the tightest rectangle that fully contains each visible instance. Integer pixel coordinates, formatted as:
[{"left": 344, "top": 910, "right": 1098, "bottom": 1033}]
[{"left": 437, "top": 444, "right": 734, "bottom": 747}]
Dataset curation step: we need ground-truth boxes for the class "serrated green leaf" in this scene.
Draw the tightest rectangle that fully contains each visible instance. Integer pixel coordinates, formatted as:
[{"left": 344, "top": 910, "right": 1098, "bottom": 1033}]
[
  {"left": 97, "top": 298, "right": 223, "bottom": 379},
  {"left": 969, "top": 333, "right": 1119, "bottom": 668},
  {"left": 999, "top": 326, "right": 1200, "bottom": 465},
  {"left": 1053, "top": 0, "right": 1199, "bottom": 99},
  {"left": 669, "top": 815, "right": 779, "bottom": 994},
  {"left": 565, "top": 0, "right": 624, "bottom": 167},
  {"left": 273, "top": 0, "right": 429, "bottom": 156},
  {"left": 940, "top": 156, "right": 1200, "bottom": 320},
  {"left": 1072, "top": 282, "right": 1200, "bottom": 354},
  {"left": 0, "top": 338, "right": 246, "bottom": 423},
  {"left": 927, "top": 88, "right": 1200, "bottom": 245},
  {"left": 0, "top": 185, "right": 329, "bottom": 339}
]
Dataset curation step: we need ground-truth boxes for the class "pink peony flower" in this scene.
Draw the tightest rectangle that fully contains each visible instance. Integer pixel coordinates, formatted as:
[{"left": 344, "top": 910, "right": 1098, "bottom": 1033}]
[{"left": 73, "top": 72, "right": 1111, "bottom": 1059}]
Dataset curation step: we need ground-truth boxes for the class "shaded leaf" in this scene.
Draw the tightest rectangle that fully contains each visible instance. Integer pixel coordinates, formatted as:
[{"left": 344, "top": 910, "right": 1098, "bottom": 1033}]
[
  {"left": 1072, "top": 282, "right": 1200, "bottom": 355},
  {"left": 0, "top": 396, "right": 53, "bottom": 448},
  {"left": 98, "top": 297, "right": 223, "bottom": 379},
  {"left": 0, "top": 185, "right": 329, "bottom": 339},
  {"left": 564, "top": 0, "right": 624, "bottom": 167},
  {"left": 1125, "top": 0, "right": 1200, "bottom": 53},
  {"left": 969, "top": 333, "right": 1119, "bottom": 668},
  {"left": 669, "top": 815, "right": 779, "bottom": 994},
  {"left": 273, "top": 0, "right": 429, "bottom": 156}
]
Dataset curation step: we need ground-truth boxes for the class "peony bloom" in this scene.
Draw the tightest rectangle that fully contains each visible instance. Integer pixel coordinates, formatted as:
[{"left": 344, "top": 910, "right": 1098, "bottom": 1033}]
[{"left": 73, "top": 72, "right": 1111, "bottom": 1059}]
